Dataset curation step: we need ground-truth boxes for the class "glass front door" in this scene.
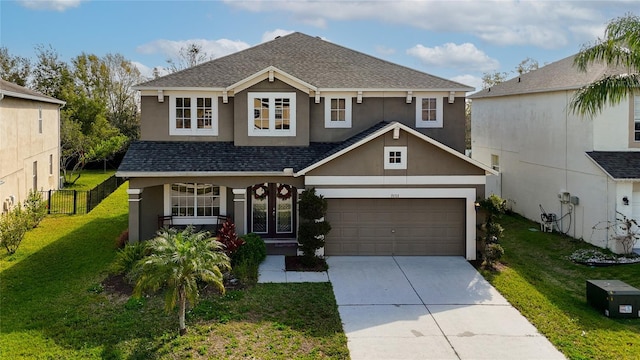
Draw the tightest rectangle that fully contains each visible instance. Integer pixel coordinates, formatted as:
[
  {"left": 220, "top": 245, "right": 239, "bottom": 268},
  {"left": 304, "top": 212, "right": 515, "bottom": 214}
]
[{"left": 249, "top": 183, "right": 296, "bottom": 238}]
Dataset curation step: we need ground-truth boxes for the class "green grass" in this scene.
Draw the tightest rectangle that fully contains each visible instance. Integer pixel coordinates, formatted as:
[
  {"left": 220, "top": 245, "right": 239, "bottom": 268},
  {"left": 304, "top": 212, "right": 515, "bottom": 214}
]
[
  {"left": 480, "top": 214, "right": 640, "bottom": 360},
  {"left": 64, "top": 169, "right": 116, "bottom": 191},
  {"left": 0, "top": 183, "right": 348, "bottom": 359}
]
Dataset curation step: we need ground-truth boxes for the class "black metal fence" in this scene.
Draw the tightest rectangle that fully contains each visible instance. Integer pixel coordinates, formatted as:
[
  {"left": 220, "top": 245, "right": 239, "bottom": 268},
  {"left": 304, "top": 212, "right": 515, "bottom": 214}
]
[{"left": 41, "top": 175, "right": 125, "bottom": 215}]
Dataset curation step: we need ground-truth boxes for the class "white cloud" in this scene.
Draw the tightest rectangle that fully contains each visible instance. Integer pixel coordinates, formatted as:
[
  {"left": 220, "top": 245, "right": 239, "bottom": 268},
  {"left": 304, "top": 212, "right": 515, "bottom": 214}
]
[
  {"left": 451, "top": 74, "right": 481, "bottom": 93},
  {"left": 136, "top": 38, "right": 250, "bottom": 62},
  {"left": 375, "top": 45, "right": 396, "bottom": 56},
  {"left": 261, "top": 29, "right": 295, "bottom": 43},
  {"left": 407, "top": 43, "right": 499, "bottom": 72},
  {"left": 224, "top": 0, "right": 621, "bottom": 49},
  {"left": 18, "top": 0, "right": 84, "bottom": 11}
]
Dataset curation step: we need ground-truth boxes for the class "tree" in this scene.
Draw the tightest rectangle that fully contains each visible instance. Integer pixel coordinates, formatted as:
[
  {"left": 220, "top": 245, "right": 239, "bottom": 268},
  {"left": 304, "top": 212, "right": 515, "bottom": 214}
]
[
  {"left": 570, "top": 13, "right": 640, "bottom": 117},
  {"left": 515, "top": 57, "right": 539, "bottom": 75},
  {"left": 31, "top": 44, "right": 71, "bottom": 99},
  {"left": 103, "top": 53, "right": 143, "bottom": 139},
  {"left": 0, "top": 204, "right": 30, "bottom": 255},
  {"left": 481, "top": 71, "right": 510, "bottom": 89},
  {"left": 297, "top": 188, "right": 331, "bottom": 265},
  {"left": 132, "top": 227, "right": 230, "bottom": 335},
  {"left": 0, "top": 47, "right": 31, "bottom": 86},
  {"left": 166, "top": 43, "right": 212, "bottom": 73}
]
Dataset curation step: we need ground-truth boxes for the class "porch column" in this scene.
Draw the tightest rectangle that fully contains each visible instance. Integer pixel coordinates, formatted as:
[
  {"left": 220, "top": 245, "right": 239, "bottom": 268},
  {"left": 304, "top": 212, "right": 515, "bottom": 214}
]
[
  {"left": 232, "top": 188, "right": 247, "bottom": 235},
  {"left": 127, "top": 188, "right": 143, "bottom": 243}
]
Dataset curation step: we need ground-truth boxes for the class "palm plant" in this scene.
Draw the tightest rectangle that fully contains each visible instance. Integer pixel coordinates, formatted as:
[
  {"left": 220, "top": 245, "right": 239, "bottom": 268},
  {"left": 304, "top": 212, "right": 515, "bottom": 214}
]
[
  {"left": 132, "top": 226, "right": 230, "bottom": 335},
  {"left": 570, "top": 13, "right": 640, "bottom": 117}
]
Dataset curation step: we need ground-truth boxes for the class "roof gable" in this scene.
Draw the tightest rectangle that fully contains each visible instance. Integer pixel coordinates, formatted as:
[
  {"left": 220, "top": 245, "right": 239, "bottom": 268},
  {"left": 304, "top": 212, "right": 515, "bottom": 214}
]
[
  {"left": 136, "top": 32, "right": 472, "bottom": 92},
  {"left": 0, "top": 79, "right": 65, "bottom": 105},
  {"left": 296, "top": 121, "right": 496, "bottom": 176}
]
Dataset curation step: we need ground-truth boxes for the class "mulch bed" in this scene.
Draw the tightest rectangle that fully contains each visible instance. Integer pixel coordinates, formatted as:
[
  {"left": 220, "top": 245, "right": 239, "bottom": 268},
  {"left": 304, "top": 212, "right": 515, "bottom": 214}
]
[
  {"left": 285, "top": 256, "right": 328, "bottom": 272},
  {"left": 102, "top": 274, "right": 134, "bottom": 296}
]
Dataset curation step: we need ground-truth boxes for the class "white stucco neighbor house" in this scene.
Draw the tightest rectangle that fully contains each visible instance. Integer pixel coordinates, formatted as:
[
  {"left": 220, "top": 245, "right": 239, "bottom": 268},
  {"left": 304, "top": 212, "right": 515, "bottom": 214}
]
[{"left": 470, "top": 54, "right": 639, "bottom": 253}]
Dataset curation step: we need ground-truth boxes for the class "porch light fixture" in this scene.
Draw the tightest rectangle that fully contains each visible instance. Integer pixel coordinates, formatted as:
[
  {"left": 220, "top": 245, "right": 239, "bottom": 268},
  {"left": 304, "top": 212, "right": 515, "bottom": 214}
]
[{"left": 474, "top": 202, "right": 481, "bottom": 210}]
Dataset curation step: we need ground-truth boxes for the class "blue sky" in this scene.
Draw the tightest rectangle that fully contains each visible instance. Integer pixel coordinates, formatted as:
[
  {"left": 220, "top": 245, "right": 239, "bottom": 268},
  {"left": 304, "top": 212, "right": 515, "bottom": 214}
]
[{"left": 1, "top": 0, "right": 637, "bottom": 91}]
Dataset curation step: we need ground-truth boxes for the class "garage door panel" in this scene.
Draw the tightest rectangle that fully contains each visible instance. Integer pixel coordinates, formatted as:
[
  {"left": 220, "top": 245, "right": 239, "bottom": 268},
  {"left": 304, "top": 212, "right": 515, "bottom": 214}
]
[{"left": 325, "top": 198, "right": 465, "bottom": 256}]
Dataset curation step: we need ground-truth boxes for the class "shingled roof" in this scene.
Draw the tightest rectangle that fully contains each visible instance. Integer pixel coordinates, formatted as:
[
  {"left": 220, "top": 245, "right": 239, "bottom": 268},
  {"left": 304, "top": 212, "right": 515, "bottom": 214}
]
[
  {"left": 469, "top": 54, "right": 632, "bottom": 99},
  {"left": 586, "top": 152, "right": 640, "bottom": 180},
  {"left": 0, "top": 79, "right": 65, "bottom": 105},
  {"left": 118, "top": 122, "right": 390, "bottom": 175},
  {"left": 136, "top": 32, "right": 471, "bottom": 91}
]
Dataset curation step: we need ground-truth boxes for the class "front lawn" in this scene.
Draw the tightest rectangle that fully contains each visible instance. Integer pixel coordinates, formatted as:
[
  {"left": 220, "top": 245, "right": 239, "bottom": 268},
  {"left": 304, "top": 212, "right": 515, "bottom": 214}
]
[
  {"left": 480, "top": 214, "right": 640, "bottom": 360},
  {"left": 0, "top": 183, "right": 348, "bottom": 359}
]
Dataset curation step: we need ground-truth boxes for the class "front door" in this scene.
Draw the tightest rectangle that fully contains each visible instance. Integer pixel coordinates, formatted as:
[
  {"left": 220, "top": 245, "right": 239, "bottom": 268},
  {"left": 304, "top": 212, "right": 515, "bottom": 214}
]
[{"left": 249, "top": 183, "right": 296, "bottom": 238}]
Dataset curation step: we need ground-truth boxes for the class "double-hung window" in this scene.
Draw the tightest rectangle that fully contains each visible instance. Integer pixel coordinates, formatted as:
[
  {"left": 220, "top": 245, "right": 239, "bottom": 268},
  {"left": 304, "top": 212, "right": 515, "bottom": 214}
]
[
  {"left": 324, "top": 97, "right": 352, "bottom": 128},
  {"left": 170, "top": 183, "right": 221, "bottom": 222},
  {"left": 415, "top": 96, "right": 443, "bottom": 128},
  {"left": 169, "top": 95, "right": 218, "bottom": 136},
  {"left": 248, "top": 92, "right": 296, "bottom": 136}
]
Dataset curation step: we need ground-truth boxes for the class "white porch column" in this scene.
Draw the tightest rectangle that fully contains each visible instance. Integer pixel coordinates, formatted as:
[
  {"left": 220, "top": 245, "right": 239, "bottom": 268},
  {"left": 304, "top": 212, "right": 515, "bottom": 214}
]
[{"left": 233, "top": 188, "right": 247, "bottom": 235}]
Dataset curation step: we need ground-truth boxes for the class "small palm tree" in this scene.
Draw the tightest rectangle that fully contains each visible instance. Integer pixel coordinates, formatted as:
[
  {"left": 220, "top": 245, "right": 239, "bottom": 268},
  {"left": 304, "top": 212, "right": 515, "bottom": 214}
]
[
  {"left": 132, "top": 226, "right": 230, "bottom": 335},
  {"left": 571, "top": 13, "right": 640, "bottom": 117}
]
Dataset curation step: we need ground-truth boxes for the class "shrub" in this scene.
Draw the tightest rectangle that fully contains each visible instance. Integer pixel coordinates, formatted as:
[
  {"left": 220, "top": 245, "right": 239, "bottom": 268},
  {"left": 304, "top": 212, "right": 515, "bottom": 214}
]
[
  {"left": 24, "top": 190, "right": 47, "bottom": 228},
  {"left": 0, "top": 203, "right": 30, "bottom": 254},
  {"left": 110, "top": 242, "right": 147, "bottom": 283},
  {"left": 217, "top": 218, "right": 245, "bottom": 257},
  {"left": 483, "top": 243, "right": 504, "bottom": 268},
  {"left": 231, "top": 258, "right": 259, "bottom": 285},
  {"left": 115, "top": 229, "right": 129, "bottom": 249},
  {"left": 232, "top": 233, "right": 266, "bottom": 267},
  {"left": 297, "top": 188, "right": 331, "bottom": 260}
]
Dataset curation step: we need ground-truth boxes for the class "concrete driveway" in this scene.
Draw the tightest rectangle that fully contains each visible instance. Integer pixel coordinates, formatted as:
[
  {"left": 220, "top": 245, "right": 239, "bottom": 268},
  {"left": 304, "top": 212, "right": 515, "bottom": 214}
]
[{"left": 327, "top": 256, "right": 565, "bottom": 360}]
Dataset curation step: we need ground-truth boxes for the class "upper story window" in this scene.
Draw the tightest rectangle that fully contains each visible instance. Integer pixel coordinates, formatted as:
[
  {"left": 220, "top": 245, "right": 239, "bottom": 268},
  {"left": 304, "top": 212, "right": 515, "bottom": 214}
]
[
  {"left": 38, "top": 107, "right": 43, "bottom": 134},
  {"left": 248, "top": 92, "right": 296, "bottom": 137},
  {"left": 384, "top": 146, "right": 407, "bottom": 170},
  {"left": 415, "top": 96, "right": 443, "bottom": 128},
  {"left": 169, "top": 95, "right": 218, "bottom": 136},
  {"left": 634, "top": 95, "right": 640, "bottom": 142},
  {"left": 324, "top": 97, "right": 352, "bottom": 128}
]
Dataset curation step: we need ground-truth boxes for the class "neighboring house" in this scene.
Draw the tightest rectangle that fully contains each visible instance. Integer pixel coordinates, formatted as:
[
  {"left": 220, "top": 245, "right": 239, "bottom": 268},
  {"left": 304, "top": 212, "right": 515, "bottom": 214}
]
[
  {"left": 117, "top": 32, "right": 495, "bottom": 259},
  {"left": 0, "top": 79, "right": 65, "bottom": 213},
  {"left": 470, "top": 54, "right": 640, "bottom": 253}
]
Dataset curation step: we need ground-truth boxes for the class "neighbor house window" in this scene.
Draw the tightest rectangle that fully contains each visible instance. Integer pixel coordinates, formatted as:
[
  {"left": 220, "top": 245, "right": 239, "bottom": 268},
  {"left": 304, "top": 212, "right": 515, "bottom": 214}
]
[
  {"left": 635, "top": 95, "right": 640, "bottom": 142},
  {"left": 169, "top": 95, "right": 218, "bottom": 136},
  {"left": 170, "top": 183, "right": 220, "bottom": 218},
  {"left": 415, "top": 96, "right": 443, "bottom": 128},
  {"left": 33, "top": 161, "right": 38, "bottom": 191},
  {"left": 247, "top": 92, "right": 296, "bottom": 136},
  {"left": 49, "top": 154, "right": 53, "bottom": 175},
  {"left": 324, "top": 97, "right": 352, "bottom": 128},
  {"left": 491, "top": 154, "right": 500, "bottom": 171},
  {"left": 38, "top": 107, "right": 43, "bottom": 134},
  {"left": 384, "top": 146, "right": 407, "bottom": 170}
]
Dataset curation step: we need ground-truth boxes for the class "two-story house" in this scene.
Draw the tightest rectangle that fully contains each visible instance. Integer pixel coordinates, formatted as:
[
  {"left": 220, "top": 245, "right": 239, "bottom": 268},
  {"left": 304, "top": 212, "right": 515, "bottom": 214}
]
[
  {"left": 470, "top": 54, "right": 639, "bottom": 253},
  {"left": 0, "top": 79, "right": 65, "bottom": 213},
  {"left": 117, "top": 32, "right": 494, "bottom": 259}
]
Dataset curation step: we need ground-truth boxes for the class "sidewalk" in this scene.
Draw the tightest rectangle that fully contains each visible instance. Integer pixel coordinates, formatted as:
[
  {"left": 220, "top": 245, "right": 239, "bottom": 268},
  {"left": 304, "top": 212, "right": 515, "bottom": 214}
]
[{"left": 257, "top": 255, "right": 329, "bottom": 283}]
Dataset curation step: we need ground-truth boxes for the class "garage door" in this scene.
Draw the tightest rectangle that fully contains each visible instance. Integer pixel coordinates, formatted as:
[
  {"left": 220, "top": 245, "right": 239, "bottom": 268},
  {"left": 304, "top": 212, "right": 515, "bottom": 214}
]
[{"left": 324, "top": 198, "right": 465, "bottom": 256}]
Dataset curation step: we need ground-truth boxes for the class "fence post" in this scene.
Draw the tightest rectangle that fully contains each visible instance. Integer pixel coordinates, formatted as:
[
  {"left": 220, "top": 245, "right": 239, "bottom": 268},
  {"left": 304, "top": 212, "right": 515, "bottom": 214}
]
[
  {"left": 47, "top": 189, "right": 52, "bottom": 214},
  {"left": 73, "top": 190, "right": 77, "bottom": 215}
]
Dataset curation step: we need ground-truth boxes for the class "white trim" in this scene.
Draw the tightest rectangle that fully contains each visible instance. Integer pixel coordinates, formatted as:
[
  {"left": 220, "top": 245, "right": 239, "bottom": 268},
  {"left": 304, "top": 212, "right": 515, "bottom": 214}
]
[
  {"left": 128, "top": 198, "right": 142, "bottom": 202},
  {"left": 295, "top": 121, "right": 497, "bottom": 176},
  {"left": 0, "top": 89, "right": 66, "bottom": 105},
  {"left": 384, "top": 146, "right": 407, "bottom": 170},
  {"left": 305, "top": 175, "right": 487, "bottom": 186},
  {"left": 324, "top": 96, "right": 352, "bottom": 128},
  {"left": 248, "top": 92, "right": 297, "bottom": 137},
  {"left": 227, "top": 66, "right": 317, "bottom": 94},
  {"left": 163, "top": 184, "right": 227, "bottom": 222},
  {"left": 315, "top": 187, "right": 477, "bottom": 260},
  {"left": 127, "top": 189, "right": 143, "bottom": 195},
  {"left": 232, "top": 189, "right": 247, "bottom": 195},
  {"left": 416, "top": 96, "right": 443, "bottom": 128},
  {"left": 169, "top": 93, "right": 219, "bottom": 136}
]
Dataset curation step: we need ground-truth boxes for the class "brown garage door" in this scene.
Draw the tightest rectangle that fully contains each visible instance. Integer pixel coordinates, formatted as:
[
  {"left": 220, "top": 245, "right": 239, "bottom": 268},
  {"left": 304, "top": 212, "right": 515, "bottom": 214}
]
[{"left": 324, "top": 198, "right": 465, "bottom": 256}]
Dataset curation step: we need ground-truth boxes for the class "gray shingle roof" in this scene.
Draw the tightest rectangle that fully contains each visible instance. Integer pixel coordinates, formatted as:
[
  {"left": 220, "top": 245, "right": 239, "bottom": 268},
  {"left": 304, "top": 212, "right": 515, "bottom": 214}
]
[
  {"left": 118, "top": 122, "right": 390, "bottom": 174},
  {"left": 586, "top": 151, "right": 640, "bottom": 180},
  {"left": 0, "top": 79, "right": 65, "bottom": 105},
  {"left": 136, "top": 32, "right": 471, "bottom": 91},
  {"left": 469, "top": 54, "right": 632, "bottom": 99}
]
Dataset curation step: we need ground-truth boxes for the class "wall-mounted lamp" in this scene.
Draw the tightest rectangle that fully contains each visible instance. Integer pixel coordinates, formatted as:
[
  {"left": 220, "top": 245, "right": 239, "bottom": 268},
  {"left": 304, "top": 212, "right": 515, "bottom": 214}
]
[
  {"left": 474, "top": 202, "right": 481, "bottom": 210},
  {"left": 623, "top": 196, "right": 629, "bottom": 206}
]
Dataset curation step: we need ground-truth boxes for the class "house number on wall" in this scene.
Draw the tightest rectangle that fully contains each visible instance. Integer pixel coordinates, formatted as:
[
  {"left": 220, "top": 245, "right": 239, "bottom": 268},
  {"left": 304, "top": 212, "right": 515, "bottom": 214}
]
[{"left": 390, "top": 194, "right": 400, "bottom": 198}]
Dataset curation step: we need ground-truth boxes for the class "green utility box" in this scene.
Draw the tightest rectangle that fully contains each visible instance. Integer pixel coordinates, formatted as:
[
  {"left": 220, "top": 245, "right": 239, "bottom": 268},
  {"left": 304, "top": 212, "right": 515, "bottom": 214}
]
[{"left": 586, "top": 280, "right": 640, "bottom": 318}]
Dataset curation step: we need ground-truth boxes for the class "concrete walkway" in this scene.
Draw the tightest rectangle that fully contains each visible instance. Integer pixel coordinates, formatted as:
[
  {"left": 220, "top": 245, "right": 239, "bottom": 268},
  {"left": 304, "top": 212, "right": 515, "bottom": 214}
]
[{"left": 258, "top": 256, "right": 565, "bottom": 359}]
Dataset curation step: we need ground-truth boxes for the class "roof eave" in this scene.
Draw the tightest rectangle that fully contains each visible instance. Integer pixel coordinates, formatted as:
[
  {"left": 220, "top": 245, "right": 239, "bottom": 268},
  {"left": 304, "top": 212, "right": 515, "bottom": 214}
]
[
  {"left": 116, "top": 170, "right": 295, "bottom": 178},
  {"left": 0, "top": 90, "right": 66, "bottom": 105}
]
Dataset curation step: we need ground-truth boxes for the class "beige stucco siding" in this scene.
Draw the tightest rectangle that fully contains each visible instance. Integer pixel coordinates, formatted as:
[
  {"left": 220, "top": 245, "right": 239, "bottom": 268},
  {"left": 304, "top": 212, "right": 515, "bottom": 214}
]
[{"left": 1, "top": 97, "right": 60, "bottom": 210}]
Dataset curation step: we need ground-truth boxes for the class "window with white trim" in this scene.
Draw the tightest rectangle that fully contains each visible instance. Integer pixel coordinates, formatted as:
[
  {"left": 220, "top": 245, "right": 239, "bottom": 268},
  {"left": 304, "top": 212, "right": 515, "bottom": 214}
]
[
  {"left": 248, "top": 92, "right": 296, "bottom": 136},
  {"left": 384, "top": 146, "right": 407, "bottom": 170},
  {"left": 324, "top": 97, "right": 352, "bottom": 128},
  {"left": 170, "top": 183, "right": 220, "bottom": 218},
  {"left": 416, "top": 96, "right": 443, "bottom": 128},
  {"left": 38, "top": 107, "right": 43, "bottom": 134},
  {"left": 169, "top": 95, "right": 218, "bottom": 136},
  {"left": 634, "top": 95, "right": 640, "bottom": 142}
]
